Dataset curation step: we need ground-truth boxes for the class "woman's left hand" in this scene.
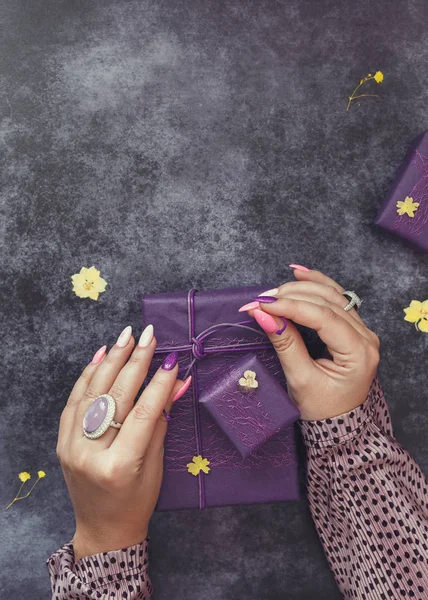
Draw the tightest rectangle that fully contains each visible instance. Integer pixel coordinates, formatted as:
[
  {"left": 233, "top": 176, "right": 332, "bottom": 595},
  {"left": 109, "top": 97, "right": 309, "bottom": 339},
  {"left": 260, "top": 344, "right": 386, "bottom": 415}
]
[{"left": 56, "top": 326, "right": 186, "bottom": 560}]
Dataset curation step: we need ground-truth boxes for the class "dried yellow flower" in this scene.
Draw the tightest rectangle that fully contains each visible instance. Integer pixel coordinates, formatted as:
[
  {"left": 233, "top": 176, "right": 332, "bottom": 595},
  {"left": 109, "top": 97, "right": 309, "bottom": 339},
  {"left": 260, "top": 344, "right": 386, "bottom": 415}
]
[
  {"left": 6, "top": 470, "right": 47, "bottom": 510},
  {"left": 186, "top": 455, "right": 211, "bottom": 476},
  {"left": 238, "top": 370, "right": 259, "bottom": 390},
  {"left": 347, "top": 70, "right": 384, "bottom": 111},
  {"left": 403, "top": 301, "right": 428, "bottom": 333},
  {"left": 396, "top": 196, "right": 420, "bottom": 218},
  {"left": 71, "top": 266, "right": 108, "bottom": 301}
]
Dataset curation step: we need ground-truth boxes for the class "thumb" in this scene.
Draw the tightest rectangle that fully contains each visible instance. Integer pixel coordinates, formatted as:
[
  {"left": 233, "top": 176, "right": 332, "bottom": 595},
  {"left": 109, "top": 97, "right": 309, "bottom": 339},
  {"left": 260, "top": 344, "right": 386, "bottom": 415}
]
[{"left": 248, "top": 307, "right": 315, "bottom": 388}]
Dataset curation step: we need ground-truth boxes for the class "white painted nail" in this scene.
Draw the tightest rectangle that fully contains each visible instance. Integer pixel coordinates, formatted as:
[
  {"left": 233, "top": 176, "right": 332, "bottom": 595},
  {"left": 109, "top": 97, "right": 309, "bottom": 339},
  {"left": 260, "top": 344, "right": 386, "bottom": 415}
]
[
  {"left": 138, "top": 324, "right": 154, "bottom": 347},
  {"left": 116, "top": 325, "right": 132, "bottom": 348},
  {"left": 259, "top": 288, "right": 279, "bottom": 296}
]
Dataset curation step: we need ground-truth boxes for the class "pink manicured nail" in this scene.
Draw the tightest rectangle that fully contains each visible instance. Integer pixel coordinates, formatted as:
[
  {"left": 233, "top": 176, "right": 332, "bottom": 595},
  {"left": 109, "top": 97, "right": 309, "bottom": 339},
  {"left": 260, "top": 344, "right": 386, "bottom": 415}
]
[
  {"left": 238, "top": 301, "right": 260, "bottom": 312},
  {"left": 289, "top": 264, "right": 311, "bottom": 272},
  {"left": 253, "top": 309, "right": 279, "bottom": 333},
  {"left": 91, "top": 345, "right": 107, "bottom": 364},
  {"left": 172, "top": 376, "right": 192, "bottom": 402}
]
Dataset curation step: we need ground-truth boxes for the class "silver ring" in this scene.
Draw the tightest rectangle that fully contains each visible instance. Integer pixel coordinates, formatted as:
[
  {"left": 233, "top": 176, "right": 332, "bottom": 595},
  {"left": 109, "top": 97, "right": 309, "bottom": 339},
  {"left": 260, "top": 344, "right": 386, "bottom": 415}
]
[
  {"left": 83, "top": 394, "right": 123, "bottom": 439},
  {"left": 342, "top": 290, "right": 362, "bottom": 312}
]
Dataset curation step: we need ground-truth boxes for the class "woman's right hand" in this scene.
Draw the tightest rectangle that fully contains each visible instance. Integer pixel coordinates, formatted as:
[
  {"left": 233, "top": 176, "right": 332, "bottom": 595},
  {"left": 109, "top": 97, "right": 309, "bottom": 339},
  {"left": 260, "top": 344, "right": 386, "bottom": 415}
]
[{"left": 239, "top": 269, "right": 380, "bottom": 421}]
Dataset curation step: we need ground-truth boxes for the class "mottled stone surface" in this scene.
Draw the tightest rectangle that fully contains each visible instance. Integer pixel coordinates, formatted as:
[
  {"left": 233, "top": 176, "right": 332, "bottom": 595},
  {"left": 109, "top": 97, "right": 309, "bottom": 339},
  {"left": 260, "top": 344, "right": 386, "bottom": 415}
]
[{"left": 1, "top": 0, "right": 427, "bottom": 598}]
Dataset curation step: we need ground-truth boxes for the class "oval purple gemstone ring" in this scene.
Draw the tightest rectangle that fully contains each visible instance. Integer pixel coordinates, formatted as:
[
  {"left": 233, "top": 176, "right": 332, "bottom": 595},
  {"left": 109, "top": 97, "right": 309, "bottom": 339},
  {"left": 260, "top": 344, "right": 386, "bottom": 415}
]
[{"left": 83, "top": 394, "right": 122, "bottom": 439}]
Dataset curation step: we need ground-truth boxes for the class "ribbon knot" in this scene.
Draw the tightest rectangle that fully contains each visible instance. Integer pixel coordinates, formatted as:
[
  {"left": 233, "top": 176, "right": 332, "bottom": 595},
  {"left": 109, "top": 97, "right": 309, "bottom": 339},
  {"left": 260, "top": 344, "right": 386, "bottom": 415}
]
[{"left": 191, "top": 337, "right": 208, "bottom": 359}]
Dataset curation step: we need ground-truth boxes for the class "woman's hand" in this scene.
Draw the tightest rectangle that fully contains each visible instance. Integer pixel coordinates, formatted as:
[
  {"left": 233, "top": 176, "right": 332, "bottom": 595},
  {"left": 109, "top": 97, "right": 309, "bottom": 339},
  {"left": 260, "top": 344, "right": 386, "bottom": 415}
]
[
  {"left": 56, "top": 325, "right": 189, "bottom": 560},
  {"left": 240, "top": 269, "right": 380, "bottom": 421}
]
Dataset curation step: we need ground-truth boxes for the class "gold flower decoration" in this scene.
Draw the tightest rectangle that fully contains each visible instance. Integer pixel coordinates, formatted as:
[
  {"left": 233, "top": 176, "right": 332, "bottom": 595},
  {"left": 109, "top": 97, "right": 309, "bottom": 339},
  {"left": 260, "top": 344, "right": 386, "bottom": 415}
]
[
  {"left": 374, "top": 71, "right": 384, "bottom": 83},
  {"left": 186, "top": 455, "right": 211, "bottom": 476},
  {"left": 238, "top": 370, "right": 259, "bottom": 390},
  {"left": 6, "top": 470, "right": 47, "bottom": 510},
  {"left": 403, "top": 300, "right": 428, "bottom": 333},
  {"left": 71, "top": 266, "right": 108, "bottom": 301},
  {"left": 396, "top": 196, "right": 420, "bottom": 218}
]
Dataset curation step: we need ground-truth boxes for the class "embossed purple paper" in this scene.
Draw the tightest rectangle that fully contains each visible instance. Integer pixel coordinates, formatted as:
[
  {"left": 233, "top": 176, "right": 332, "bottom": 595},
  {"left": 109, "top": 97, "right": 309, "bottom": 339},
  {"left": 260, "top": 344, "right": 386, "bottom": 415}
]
[
  {"left": 375, "top": 131, "right": 428, "bottom": 252},
  {"left": 142, "top": 285, "right": 325, "bottom": 511},
  {"left": 199, "top": 353, "right": 300, "bottom": 459}
]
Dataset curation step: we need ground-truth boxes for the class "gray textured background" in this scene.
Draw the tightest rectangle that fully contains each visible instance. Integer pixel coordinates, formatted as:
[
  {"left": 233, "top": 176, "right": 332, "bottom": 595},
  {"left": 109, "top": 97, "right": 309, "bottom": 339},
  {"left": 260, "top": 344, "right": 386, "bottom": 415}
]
[{"left": 1, "top": 0, "right": 427, "bottom": 598}]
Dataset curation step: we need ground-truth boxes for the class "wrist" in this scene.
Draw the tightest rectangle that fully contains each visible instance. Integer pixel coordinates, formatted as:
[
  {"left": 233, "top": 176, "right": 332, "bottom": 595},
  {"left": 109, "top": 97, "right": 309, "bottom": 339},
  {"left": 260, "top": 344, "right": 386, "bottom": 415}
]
[
  {"left": 300, "top": 377, "right": 380, "bottom": 448},
  {"left": 73, "top": 524, "right": 148, "bottom": 561},
  {"left": 298, "top": 393, "right": 367, "bottom": 421}
]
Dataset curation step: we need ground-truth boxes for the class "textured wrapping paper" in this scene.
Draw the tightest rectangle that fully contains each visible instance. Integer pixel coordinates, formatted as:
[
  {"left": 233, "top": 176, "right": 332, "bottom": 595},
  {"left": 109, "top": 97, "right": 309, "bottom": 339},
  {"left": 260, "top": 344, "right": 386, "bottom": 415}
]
[
  {"left": 142, "top": 285, "right": 326, "bottom": 511},
  {"left": 199, "top": 353, "right": 300, "bottom": 459},
  {"left": 375, "top": 131, "right": 428, "bottom": 252}
]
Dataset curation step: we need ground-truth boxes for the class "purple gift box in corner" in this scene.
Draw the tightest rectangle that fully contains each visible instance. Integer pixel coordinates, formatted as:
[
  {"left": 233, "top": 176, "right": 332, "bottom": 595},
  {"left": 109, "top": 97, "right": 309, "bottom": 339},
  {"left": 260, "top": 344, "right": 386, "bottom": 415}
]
[
  {"left": 142, "top": 285, "right": 325, "bottom": 512},
  {"left": 375, "top": 131, "right": 428, "bottom": 252}
]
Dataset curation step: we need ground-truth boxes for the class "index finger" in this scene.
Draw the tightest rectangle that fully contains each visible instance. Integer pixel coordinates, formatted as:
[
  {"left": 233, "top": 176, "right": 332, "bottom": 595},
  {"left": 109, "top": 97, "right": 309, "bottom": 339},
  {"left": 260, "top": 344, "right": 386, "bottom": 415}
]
[
  {"left": 111, "top": 352, "right": 179, "bottom": 461},
  {"left": 261, "top": 297, "right": 361, "bottom": 357}
]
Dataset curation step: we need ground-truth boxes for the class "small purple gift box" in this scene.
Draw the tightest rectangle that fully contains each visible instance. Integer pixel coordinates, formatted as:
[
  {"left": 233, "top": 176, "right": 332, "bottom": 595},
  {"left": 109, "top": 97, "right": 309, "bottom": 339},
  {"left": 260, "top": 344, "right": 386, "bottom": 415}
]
[
  {"left": 142, "top": 285, "right": 325, "bottom": 511},
  {"left": 199, "top": 353, "right": 300, "bottom": 459},
  {"left": 375, "top": 131, "right": 428, "bottom": 252}
]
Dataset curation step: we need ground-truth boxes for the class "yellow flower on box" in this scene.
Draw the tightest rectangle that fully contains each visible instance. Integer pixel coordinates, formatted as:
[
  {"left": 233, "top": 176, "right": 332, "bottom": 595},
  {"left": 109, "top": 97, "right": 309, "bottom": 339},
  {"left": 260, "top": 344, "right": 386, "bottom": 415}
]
[
  {"left": 71, "top": 266, "right": 108, "bottom": 301},
  {"left": 403, "top": 300, "right": 428, "bottom": 333},
  {"left": 396, "top": 196, "right": 420, "bottom": 218},
  {"left": 239, "top": 370, "right": 259, "bottom": 390},
  {"left": 187, "top": 455, "right": 211, "bottom": 476}
]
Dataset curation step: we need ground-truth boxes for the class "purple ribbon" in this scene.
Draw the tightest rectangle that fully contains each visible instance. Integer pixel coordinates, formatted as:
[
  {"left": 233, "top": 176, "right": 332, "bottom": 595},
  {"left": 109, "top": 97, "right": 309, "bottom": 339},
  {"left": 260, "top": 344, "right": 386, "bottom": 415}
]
[{"left": 153, "top": 289, "right": 273, "bottom": 509}]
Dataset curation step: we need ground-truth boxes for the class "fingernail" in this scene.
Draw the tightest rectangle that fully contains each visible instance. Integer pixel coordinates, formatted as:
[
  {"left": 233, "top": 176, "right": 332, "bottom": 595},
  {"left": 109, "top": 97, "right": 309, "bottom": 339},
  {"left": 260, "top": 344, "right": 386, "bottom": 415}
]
[
  {"left": 259, "top": 288, "right": 279, "bottom": 296},
  {"left": 163, "top": 409, "right": 171, "bottom": 421},
  {"left": 253, "top": 309, "right": 287, "bottom": 335},
  {"left": 238, "top": 301, "right": 260, "bottom": 312},
  {"left": 91, "top": 345, "right": 107, "bottom": 364},
  {"left": 116, "top": 325, "right": 132, "bottom": 348},
  {"left": 172, "top": 376, "right": 192, "bottom": 402},
  {"left": 138, "top": 324, "right": 154, "bottom": 347},
  {"left": 253, "top": 296, "right": 278, "bottom": 303},
  {"left": 289, "top": 264, "right": 311, "bottom": 272},
  {"left": 276, "top": 317, "right": 288, "bottom": 334},
  {"left": 253, "top": 309, "right": 278, "bottom": 333},
  {"left": 162, "top": 351, "right": 178, "bottom": 371}
]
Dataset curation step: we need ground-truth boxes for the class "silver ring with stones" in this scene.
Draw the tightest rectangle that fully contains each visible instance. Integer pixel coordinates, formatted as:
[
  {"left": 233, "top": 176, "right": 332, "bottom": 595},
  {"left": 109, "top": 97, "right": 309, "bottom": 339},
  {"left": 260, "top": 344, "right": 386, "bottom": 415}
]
[
  {"left": 83, "top": 394, "right": 123, "bottom": 439},
  {"left": 342, "top": 290, "right": 362, "bottom": 312}
]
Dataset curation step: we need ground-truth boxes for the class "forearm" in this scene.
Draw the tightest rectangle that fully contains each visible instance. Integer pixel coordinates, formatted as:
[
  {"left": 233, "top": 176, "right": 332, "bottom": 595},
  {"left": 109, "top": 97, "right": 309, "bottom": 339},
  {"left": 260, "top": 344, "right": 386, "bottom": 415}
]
[
  {"left": 46, "top": 539, "right": 153, "bottom": 599},
  {"left": 300, "top": 376, "right": 428, "bottom": 599}
]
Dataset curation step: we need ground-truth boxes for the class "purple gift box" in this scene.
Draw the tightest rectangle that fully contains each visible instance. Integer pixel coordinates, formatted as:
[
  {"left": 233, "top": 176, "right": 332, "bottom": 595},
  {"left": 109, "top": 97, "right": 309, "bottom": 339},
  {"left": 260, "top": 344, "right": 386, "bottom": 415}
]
[
  {"left": 142, "top": 285, "right": 324, "bottom": 511},
  {"left": 199, "top": 353, "right": 300, "bottom": 459},
  {"left": 375, "top": 131, "right": 428, "bottom": 252}
]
